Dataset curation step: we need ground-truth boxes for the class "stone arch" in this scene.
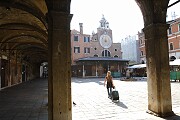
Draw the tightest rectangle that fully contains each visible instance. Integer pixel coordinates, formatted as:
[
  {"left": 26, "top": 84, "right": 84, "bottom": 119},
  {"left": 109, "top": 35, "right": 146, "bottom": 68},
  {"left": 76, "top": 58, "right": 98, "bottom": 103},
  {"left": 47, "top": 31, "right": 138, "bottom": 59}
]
[
  {"left": 0, "top": 0, "right": 176, "bottom": 119},
  {"left": 47, "top": 0, "right": 175, "bottom": 119},
  {"left": 135, "top": 0, "right": 169, "bottom": 26},
  {"left": 136, "top": 0, "right": 173, "bottom": 117},
  {"left": 0, "top": 23, "right": 47, "bottom": 38},
  {"left": 0, "top": 0, "right": 48, "bottom": 28}
]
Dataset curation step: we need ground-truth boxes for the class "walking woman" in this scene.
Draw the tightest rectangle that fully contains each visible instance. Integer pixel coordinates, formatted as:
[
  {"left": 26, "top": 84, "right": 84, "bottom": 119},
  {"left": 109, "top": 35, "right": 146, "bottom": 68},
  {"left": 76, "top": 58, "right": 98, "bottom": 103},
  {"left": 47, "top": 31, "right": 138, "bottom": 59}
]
[{"left": 104, "top": 71, "right": 114, "bottom": 98}]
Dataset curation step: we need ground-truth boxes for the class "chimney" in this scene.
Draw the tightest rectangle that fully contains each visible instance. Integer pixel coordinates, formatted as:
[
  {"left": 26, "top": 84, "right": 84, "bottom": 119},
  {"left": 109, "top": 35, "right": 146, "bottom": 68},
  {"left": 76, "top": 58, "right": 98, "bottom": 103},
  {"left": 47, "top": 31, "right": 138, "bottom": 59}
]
[{"left": 79, "top": 23, "right": 83, "bottom": 34}]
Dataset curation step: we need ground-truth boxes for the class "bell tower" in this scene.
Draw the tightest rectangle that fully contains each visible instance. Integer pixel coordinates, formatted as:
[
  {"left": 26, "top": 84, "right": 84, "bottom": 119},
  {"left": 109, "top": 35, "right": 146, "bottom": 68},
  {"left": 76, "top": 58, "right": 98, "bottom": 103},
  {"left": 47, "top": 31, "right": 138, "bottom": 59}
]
[{"left": 97, "top": 15, "right": 113, "bottom": 42}]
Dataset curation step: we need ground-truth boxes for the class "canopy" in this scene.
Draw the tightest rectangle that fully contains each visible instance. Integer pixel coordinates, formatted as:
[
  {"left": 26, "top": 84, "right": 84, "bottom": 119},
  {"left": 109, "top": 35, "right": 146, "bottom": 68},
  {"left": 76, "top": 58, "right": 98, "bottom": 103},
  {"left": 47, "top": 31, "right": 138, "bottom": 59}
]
[
  {"left": 170, "top": 59, "right": 180, "bottom": 66},
  {"left": 127, "top": 64, "right": 146, "bottom": 69},
  {"left": 128, "top": 59, "right": 180, "bottom": 69}
]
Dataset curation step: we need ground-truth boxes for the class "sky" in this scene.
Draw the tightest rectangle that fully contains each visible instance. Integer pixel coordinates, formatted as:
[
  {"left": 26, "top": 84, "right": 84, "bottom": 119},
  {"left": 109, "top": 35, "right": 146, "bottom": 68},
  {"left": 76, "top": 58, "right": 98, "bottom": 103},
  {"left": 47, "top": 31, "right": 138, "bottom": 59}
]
[{"left": 70, "top": 0, "right": 180, "bottom": 43}]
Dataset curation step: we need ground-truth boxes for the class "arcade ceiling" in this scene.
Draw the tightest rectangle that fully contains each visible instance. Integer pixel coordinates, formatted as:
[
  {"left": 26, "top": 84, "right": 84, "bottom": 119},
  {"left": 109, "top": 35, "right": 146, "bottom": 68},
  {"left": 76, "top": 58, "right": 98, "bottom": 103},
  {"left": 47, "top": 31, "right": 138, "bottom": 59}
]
[{"left": 0, "top": 0, "right": 48, "bottom": 64}]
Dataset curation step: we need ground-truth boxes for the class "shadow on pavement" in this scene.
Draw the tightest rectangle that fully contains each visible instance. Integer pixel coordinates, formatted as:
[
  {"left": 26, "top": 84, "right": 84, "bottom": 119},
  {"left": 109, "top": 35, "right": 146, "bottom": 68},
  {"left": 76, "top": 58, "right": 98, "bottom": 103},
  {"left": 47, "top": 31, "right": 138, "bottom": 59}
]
[
  {"left": 113, "top": 101, "right": 128, "bottom": 109},
  {"left": 163, "top": 114, "right": 180, "bottom": 120}
]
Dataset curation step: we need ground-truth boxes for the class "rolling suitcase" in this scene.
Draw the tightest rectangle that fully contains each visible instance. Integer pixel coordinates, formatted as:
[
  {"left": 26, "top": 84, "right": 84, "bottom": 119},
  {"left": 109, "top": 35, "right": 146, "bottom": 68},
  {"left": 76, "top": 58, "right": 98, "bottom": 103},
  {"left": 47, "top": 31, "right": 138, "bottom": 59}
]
[{"left": 111, "top": 88, "right": 119, "bottom": 101}]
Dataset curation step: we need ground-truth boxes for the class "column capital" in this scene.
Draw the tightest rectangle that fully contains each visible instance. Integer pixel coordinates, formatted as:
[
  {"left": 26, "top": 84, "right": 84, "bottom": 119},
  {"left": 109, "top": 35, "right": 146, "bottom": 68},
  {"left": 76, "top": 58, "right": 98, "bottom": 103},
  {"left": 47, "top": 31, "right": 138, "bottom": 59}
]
[
  {"left": 143, "top": 23, "right": 169, "bottom": 31},
  {"left": 143, "top": 23, "right": 169, "bottom": 39},
  {"left": 47, "top": 11, "right": 73, "bottom": 30}
]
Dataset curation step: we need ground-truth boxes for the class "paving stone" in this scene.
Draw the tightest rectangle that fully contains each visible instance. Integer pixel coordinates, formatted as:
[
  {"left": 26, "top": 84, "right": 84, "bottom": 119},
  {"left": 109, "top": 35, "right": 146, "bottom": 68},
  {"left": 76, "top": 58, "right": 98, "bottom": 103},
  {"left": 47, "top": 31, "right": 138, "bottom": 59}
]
[
  {"left": 0, "top": 77, "right": 180, "bottom": 120},
  {"left": 72, "top": 77, "right": 180, "bottom": 120}
]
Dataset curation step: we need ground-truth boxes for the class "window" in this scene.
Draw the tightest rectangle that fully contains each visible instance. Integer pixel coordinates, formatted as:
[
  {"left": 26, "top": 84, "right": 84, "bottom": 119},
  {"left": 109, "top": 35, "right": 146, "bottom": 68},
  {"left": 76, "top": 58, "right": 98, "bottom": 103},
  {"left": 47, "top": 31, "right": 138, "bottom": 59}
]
[
  {"left": 178, "top": 24, "right": 180, "bottom": 32},
  {"left": 94, "top": 54, "right": 98, "bottom": 57},
  {"left": 84, "top": 47, "right": 90, "bottom": 53},
  {"left": 74, "top": 35, "right": 79, "bottom": 41},
  {"left": 114, "top": 55, "right": 118, "bottom": 57},
  {"left": 140, "top": 38, "right": 143, "bottom": 45},
  {"left": 139, "top": 39, "right": 142, "bottom": 44},
  {"left": 102, "top": 50, "right": 111, "bottom": 57},
  {"left": 141, "top": 60, "right": 145, "bottom": 64},
  {"left": 84, "top": 36, "right": 90, "bottom": 42},
  {"left": 115, "top": 49, "right": 117, "bottom": 51},
  {"left": 168, "top": 27, "right": 172, "bottom": 35},
  {"left": 141, "top": 51, "right": 144, "bottom": 56},
  {"left": 74, "top": 47, "right": 80, "bottom": 53},
  {"left": 169, "top": 43, "right": 173, "bottom": 50},
  {"left": 94, "top": 47, "right": 97, "bottom": 50}
]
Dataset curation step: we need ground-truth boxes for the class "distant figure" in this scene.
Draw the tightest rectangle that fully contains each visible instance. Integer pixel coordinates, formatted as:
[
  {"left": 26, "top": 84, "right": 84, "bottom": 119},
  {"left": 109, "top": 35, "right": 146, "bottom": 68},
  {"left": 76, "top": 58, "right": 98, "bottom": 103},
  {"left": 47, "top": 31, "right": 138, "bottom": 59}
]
[
  {"left": 104, "top": 71, "right": 115, "bottom": 98},
  {"left": 126, "top": 69, "right": 131, "bottom": 79}
]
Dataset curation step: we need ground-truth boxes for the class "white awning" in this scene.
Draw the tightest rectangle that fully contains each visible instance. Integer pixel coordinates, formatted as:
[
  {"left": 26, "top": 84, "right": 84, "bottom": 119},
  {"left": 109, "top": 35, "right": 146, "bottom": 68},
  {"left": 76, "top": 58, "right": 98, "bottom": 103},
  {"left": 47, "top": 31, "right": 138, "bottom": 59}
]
[
  {"left": 128, "top": 59, "right": 180, "bottom": 69},
  {"left": 170, "top": 59, "right": 180, "bottom": 66},
  {"left": 127, "top": 64, "right": 146, "bottom": 69}
]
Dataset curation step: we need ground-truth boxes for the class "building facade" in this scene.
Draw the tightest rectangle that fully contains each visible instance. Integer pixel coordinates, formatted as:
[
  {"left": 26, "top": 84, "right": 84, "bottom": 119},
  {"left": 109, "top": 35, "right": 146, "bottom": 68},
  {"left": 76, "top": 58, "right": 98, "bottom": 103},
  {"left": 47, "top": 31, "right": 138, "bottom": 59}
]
[
  {"left": 168, "top": 17, "right": 180, "bottom": 60},
  {"left": 71, "top": 16, "right": 128, "bottom": 77},
  {"left": 121, "top": 35, "right": 140, "bottom": 64},
  {"left": 138, "top": 30, "right": 146, "bottom": 63},
  {"left": 138, "top": 17, "right": 180, "bottom": 63}
]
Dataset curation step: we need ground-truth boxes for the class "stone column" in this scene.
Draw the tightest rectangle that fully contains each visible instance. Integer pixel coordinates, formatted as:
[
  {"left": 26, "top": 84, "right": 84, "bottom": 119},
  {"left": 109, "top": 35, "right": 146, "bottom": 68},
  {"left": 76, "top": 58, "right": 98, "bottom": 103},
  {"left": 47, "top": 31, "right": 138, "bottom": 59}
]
[
  {"left": 82, "top": 64, "right": 85, "bottom": 77},
  {"left": 8, "top": 51, "right": 11, "bottom": 86},
  {"left": 143, "top": 23, "right": 173, "bottom": 116},
  {"left": 96, "top": 62, "right": 98, "bottom": 77},
  {"left": 118, "top": 63, "right": 120, "bottom": 72},
  {"left": 48, "top": 11, "right": 72, "bottom": 120},
  {"left": 0, "top": 56, "right": 1, "bottom": 89}
]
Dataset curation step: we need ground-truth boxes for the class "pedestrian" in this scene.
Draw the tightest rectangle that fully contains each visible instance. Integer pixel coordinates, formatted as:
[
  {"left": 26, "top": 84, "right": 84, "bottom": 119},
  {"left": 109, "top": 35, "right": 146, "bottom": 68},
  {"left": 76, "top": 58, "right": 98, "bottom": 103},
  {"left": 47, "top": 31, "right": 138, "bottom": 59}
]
[
  {"left": 104, "top": 71, "right": 114, "bottom": 98},
  {"left": 126, "top": 69, "right": 131, "bottom": 79}
]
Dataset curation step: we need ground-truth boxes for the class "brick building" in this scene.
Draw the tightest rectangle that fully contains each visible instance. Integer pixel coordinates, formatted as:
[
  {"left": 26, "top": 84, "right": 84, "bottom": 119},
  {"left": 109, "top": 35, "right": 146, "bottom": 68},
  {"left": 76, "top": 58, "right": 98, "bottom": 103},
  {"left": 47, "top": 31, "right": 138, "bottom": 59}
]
[
  {"left": 168, "top": 17, "right": 180, "bottom": 60},
  {"left": 71, "top": 15, "right": 128, "bottom": 77},
  {"left": 138, "top": 30, "right": 146, "bottom": 63},
  {"left": 138, "top": 17, "right": 180, "bottom": 63}
]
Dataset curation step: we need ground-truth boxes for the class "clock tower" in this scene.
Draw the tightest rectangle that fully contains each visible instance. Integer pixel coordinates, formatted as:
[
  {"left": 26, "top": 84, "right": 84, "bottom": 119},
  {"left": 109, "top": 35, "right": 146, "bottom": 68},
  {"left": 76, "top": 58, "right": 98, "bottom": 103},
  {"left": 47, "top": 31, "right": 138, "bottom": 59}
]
[{"left": 97, "top": 15, "right": 113, "bottom": 48}]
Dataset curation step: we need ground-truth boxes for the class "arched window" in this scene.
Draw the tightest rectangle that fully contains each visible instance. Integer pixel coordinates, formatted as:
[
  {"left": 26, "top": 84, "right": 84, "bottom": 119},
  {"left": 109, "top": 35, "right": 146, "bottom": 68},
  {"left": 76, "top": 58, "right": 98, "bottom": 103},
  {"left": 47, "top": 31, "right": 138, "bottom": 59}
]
[
  {"left": 141, "top": 60, "right": 145, "bottom": 64},
  {"left": 102, "top": 50, "right": 111, "bottom": 57},
  {"left": 114, "top": 55, "right": 118, "bottom": 58},
  {"left": 94, "top": 54, "right": 98, "bottom": 57}
]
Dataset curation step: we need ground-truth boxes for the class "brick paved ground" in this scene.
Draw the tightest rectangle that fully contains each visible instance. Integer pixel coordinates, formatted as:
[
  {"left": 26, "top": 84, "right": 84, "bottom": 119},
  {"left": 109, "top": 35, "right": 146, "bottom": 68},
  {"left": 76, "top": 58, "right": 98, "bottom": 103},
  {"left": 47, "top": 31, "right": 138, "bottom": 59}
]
[
  {"left": 72, "top": 77, "right": 180, "bottom": 120},
  {"left": 0, "top": 78, "right": 48, "bottom": 120},
  {"left": 0, "top": 77, "right": 179, "bottom": 120}
]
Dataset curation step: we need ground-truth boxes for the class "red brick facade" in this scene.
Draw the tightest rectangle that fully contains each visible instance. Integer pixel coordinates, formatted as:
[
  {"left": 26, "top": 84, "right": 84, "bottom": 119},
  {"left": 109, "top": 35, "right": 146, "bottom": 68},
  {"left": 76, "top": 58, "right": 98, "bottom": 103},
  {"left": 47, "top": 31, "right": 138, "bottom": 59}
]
[
  {"left": 70, "top": 16, "right": 127, "bottom": 77},
  {"left": 138, "top": 17, "right": 180, "bottom": 62}
]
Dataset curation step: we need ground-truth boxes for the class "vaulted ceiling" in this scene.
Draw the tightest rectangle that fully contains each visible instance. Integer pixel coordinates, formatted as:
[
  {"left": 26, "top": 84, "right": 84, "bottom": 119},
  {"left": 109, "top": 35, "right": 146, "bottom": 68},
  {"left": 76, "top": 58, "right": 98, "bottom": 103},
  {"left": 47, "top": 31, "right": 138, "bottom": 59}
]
[{"left": 0, "top": 0, "right": 48, "bottom": 64}]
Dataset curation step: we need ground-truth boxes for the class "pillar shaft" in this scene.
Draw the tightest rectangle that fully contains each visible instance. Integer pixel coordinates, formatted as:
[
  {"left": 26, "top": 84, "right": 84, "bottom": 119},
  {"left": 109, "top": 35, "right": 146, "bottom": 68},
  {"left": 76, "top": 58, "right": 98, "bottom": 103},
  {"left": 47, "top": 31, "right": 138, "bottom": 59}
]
[
  {"left": 82, "top": 64, "right": 85, "bottom": 77},
  {"left": 48, "top": 11, "right": 72, "bottom": 120},
  {"left": 143, "top": 23, "right": 173, "bottom": 116}
]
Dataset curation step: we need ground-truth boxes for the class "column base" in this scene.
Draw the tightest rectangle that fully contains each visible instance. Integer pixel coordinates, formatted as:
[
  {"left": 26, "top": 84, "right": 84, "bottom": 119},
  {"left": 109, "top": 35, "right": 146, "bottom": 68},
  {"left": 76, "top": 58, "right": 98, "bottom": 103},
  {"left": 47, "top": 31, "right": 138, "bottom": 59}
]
[{"left": 146, "top": 110, "right": 175, "bottom": 117}]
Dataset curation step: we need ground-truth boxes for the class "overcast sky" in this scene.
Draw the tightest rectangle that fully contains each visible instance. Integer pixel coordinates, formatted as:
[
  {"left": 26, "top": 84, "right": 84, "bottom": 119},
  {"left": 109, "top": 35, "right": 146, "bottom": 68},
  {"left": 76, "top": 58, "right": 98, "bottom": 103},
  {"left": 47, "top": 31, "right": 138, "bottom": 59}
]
[{"left": 70, "top": 0, "right": 180, "bottom": 43}]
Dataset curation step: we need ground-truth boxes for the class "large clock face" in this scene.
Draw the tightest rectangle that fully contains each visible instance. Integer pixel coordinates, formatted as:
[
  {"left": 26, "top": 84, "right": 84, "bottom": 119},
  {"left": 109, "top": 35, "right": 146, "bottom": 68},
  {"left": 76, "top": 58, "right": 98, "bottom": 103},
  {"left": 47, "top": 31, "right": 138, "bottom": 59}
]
[{"left": 99, "top": 34, "right": 112, "bottom": 48}]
